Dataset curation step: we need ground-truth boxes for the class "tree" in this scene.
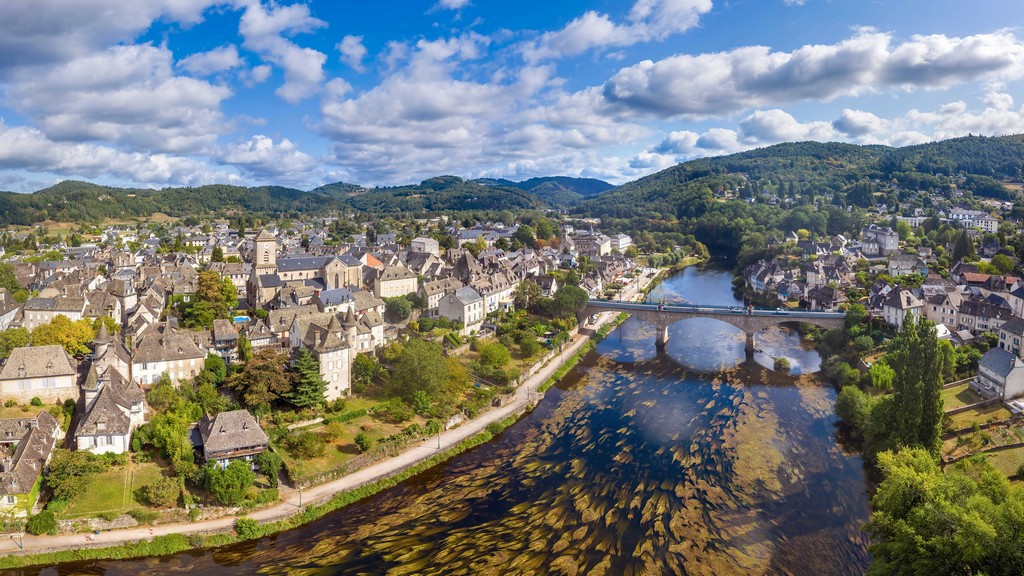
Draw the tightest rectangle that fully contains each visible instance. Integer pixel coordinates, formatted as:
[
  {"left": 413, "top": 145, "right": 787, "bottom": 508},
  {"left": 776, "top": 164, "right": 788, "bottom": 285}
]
[
  {"left": 211, "top": 246, "right": 224, "bottom": 262},
  {"left": 92, "top": 316, "right": 120, "bottom": 335},
  {"left": 182, "top": 271, "right": 232, "bottom": 329},
  {"left": 135, "top": 477, "right": 180, "bottom": 507},
  {"left": 514, "top": 279, "right": 543, "bottom": 312},
  {"left": 44, "top": 449, "right": 106, "bottom": 502},
  {"left": 289, "top": 348, "right": 327, "bottom": 409},
  {"left": 865, "top": 448, "right": 1024, "bottom": 576},
  {"left": 255, "top": 450, "right": 283, "bottom": 488},
  {"left": 384, "top": 297, "right": 412, "bottom": 321},
  {"left": 284, "top": 431, "right": 325, "bottom": 458},
  {"left": 478, "top": 342, "right": 511, "bottom": 368},
  {"left": 952, "top": 231, "right": 976, "bottom": 263},
  {"left": 227, "top": 348, "right": 292, "bottom": 413},
  {"left": 390, "top": 339, "right": 465, "bottom": 416},
  {"left": 204, "top": 354, "right": 227, "bottom": 384},
  {"left": 204, "top": 460, "right": 255, "bottom": 506},
  {"left": 0, "top": 262, "right": 28, "bottom": 302},
  {"left": 352, "top": 353, "right": 383, "bottom": 390},
  {"left": 354, "top": 432, "right": 372, "bottom": 453},
  {"left": 26, "top": 510, "right": 58, "bottom": 535},
  {"left": 990, "top": 253, "right": 1015, "bottom": 274},
  {"left": 0, "top": 327, "right": 29, "bottom": 360},
  {"left": 868, "top": 361, "right": 895, "bottom": 391},
  {"left": 513, "top": 225, "right": 536, "bottom": 248},
  {"left": 835, "top": 386, "right": 875, "bottom": 439},
  {"left": 548, "top": 285, "right": 589, "bottom": 320},
  {"left": 938, "top": 339, "right": 956, "bottom": 382},
  {"left": 30, "top": 315, "right": 96, "bottom": 356},
  {"left": 884, "top": 314, "right": 944, "bottom": 454},
  {"left": 236, "top": 333, "right": 253, "bottom": 364}
]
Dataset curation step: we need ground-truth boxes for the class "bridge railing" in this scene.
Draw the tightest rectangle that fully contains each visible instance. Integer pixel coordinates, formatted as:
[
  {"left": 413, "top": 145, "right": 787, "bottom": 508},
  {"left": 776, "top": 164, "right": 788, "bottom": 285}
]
[{"left": 585, "top": 300, "right": 845, "bottom": 318}]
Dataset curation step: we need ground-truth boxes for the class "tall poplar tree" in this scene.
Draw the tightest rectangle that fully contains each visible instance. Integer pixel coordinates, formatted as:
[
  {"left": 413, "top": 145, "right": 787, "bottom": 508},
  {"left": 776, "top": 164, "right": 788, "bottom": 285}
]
[{"left": 885, "top": 313, "right": 944, "bottom": 453}]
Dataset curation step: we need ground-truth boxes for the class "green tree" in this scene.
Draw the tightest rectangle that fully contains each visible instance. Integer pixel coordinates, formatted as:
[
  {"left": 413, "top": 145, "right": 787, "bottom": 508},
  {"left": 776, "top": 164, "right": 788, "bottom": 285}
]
[
  {"left": 255, "top": 450, "right": 283, "bottom": 488},
  {"left": 227, "top": 348, "right": 292, "bottom": 413},
  {"left": 26, "top": 510, "right": 58, "bottom": 535},
  {"left": 0, "top": 327, "right": 29, "bottom": 360},
  {"left": 135, "top": 477, "right": 180, "bottom": 507},
  {"left": 237, "top": 333, "right": 253, "bottom": 364},
  {"left": 865, "top": 448, "right": 1024, "bottom": 576},
  {"left": 211, "top": 246, "right": 224, "bottom": 262},
  {"left": 181, "top": 271, "right": 232, "bottom": 329},
  {"left": 868, "top": 361, "right": 896, "bottom": 391},
  {"left": 352, "top": 353, "right": 383, "bottom": 390},
  {"left": 384, "top": 297, "right": 412, "bottom": 321},
  {"left": 548, "top": 284, "right": 589, "bottom": 320},
  {"left": 204, "top": 354, "right": 227, "bottom": 384},
  {"left": 354, "top": 432, "right": 372, "bottom": 453},
  {"left": 835, "top": 386, "right": 875, "bottom": 440},
  {"left": 92, "top": 316, "right": 121, "bottom": 335},
  {"left": 952, "top": 231, "right": 976, "bottom": 263},
  {"left": 990, "top": 253, "right": 1015, "bottom": 274},
  {"left": 478, "top": 342, "right": 511, "bottom": 369},
  {"left": 0, "top": 262, "right": 28, "bottom": 302},
  {"left": 938, "top": 339, "right": 956, "bottom": 382},
  {"left": 513, "top": 279, "right": 543, "bottom": 312},
  {"left": 289, "top": 348, "right": 327, "bottom": 409},
  {"left": 44, "top": 449, "right": 106, "bottom": 502},
  {"left": 513, "top": 225, "right": 536, "bottom": 248},
  {"left": 885, "top": 314, "right": 944, "bottom": 454},
  {"left": 389, "top": 339, "right": 466, "bottom": 416},
  {"left": 204, "top": 460, "right": 255, "bottom": 506}
]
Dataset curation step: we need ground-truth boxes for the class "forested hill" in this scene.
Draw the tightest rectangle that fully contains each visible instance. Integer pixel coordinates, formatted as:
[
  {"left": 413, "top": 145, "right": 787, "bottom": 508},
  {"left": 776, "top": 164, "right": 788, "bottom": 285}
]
[
  {"left": 576, "top": 135, "right": 1024, "bottom": 261},
  {"left": 0, "top": 175, "right": 549, "bottom": 225},
  {"left": 473, "top": 176, "right": 613, "bottom": 206}
]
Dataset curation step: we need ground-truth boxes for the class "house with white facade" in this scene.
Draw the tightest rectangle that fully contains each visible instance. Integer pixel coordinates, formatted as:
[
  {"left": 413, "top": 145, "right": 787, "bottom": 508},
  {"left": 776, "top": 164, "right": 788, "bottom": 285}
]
[
  {"left": 438, "top": 287, "right": 484, "bottom": 336},
  {"left": 0, "top": 345, "right": 78, "bottom": 404}
]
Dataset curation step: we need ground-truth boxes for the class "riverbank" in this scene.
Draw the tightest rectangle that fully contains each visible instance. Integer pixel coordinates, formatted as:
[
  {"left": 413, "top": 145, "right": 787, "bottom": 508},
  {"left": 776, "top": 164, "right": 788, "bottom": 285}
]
[{"left": 0, "top": 301, "right": 644, "bottom": 569}]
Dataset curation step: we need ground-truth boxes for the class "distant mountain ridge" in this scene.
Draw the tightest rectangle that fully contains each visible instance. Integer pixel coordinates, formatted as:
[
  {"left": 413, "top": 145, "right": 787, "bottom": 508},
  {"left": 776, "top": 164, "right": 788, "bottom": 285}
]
[{"left": 473, "top": 176, "right": 613, "bottom": 206}]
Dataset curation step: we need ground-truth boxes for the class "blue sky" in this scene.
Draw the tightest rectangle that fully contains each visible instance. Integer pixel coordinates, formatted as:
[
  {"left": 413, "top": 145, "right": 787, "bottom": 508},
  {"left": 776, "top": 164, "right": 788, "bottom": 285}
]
[{"left": 1, "top": 0, "right": 1023, "bottom": 192}]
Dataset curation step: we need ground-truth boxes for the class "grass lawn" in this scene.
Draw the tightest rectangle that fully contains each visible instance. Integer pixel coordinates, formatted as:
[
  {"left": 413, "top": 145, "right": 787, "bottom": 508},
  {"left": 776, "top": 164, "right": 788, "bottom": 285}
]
[
  {"left": 61, "top": 461, "right": 166, "bottom": 519},
  {"left": 941, "top": 384, "right": 984, "bottom": 411},
  {"left": 275, "top": 414, "right": 419, "bottom": 482},
  {"left": 948, "top": 405, "right": 1013, "bottom": 431},
  {"left": 984, "top": 447, "right": 1024, "bottom": 478}
]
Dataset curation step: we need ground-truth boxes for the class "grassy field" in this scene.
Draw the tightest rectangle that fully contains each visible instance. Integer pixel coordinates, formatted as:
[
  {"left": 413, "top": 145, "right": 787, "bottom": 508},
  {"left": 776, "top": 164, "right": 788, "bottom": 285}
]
[
  {"left": 941, "top": 384, "right": 985, "bottom": 411},
  {"left": 275, "top": 409, "right": 421, "bottom": 483},
  {"left": 984, "top": 447, "right": 1024, "bottom": 478},
  {"left": 947, "top": 404, "right": 1012, "bottom": 431},
  {"left": 61, "top": 462, "right": 165, "bottom": 519}
]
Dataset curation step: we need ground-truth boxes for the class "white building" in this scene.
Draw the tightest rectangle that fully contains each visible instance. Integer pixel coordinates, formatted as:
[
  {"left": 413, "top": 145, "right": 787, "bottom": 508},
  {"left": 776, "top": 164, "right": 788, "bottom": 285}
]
[
  {"left": 0, "top": 345, "right": 78, "bottom": 404},
  {"left": 438, "top": 287, "right": 485, "bottom": 336},
  {"left": 610, "top": 234, "right": 633, "bottom": 253},
  {"left": 973, "top": 347, "right": 1024, "bottom": 400},
  {"left": 882, "top": 289, "right": 923, "bottom": 330},
  {"left": 410, "top": 237, "right": 441, "bottom": 257}
]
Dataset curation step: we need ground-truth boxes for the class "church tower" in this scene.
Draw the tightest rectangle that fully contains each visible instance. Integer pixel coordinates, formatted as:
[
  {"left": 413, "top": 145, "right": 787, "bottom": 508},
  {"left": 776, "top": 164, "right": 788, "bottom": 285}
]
[{"left": 253, "top": 228, "right": 278, "bottom": 274}]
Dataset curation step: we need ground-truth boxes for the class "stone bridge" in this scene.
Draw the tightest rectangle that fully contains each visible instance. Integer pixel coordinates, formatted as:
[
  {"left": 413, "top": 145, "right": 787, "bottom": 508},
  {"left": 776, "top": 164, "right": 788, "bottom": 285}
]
[{"left": 582, "top": 300, "right": 846, "bottom": 351}]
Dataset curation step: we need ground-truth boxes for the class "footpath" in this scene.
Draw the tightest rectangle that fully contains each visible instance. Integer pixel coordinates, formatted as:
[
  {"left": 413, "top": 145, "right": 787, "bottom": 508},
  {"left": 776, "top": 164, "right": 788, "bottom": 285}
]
[{"left": 1, "top": 266, "right": 662, "bottom": 557}]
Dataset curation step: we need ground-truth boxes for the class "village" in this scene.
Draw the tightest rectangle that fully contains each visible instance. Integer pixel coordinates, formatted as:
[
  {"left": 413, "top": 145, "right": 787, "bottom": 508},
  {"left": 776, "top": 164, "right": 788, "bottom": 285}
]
[{"left": 0, "top": 215, "right": 646, "bottom": 537}]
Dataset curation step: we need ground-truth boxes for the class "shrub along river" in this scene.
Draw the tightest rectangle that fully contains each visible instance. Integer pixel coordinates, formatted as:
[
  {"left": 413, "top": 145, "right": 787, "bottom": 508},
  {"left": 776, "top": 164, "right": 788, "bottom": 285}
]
[{"left": 42, "top": 265, "right": 871, "bottom": 575}]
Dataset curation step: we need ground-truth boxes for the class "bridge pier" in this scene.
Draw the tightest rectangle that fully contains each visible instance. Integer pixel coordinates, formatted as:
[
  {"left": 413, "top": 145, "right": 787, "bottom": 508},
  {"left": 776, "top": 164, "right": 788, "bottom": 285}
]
[
  {"left": 744, "top": 332, "right": 756, "bottom": 353},
  {"left": 655, "top": 325, "right": 670, "bottom": 349}
]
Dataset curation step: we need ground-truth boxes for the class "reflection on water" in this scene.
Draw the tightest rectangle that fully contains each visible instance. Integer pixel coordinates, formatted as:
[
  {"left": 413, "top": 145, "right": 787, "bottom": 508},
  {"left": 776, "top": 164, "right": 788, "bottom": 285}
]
[{"left": 33, "top": 266, "right": 869, "bottom": 576}]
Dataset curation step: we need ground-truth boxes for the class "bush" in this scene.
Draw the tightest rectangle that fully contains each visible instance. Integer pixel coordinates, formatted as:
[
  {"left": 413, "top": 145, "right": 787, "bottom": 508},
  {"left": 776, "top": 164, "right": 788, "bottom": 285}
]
[
  {"left": 519, "top": 338, "right": 542, "bottom": 357},
  {"left": 4, "top": 398, "right": 17, "bottom": 408},
  {"left": 284, "top": 431, "right": 326, "bottom": 459},
  {"left": 1017, "top": 462, "right": 1024, "bottom": 478},
  {"left": 205, "top": 461, "right": 256, "bottom": 507},
  {"left": 246, "top": 488, "right": 279, "bottom": 506},
  {"left": 372, "top": 398, "right": 415, "bottom": 424},
  {"left": 128, "top": 508, "right": 159, "bottom": 524},
  {"left": 773, "top": 357, "right": 791, "bottom": 372},
  {"left": 235, "top": 517, "right": 262, "bottom": 540},
  {"left": 99, "top": 511, "right": 121, "bottom": 522},
  {"left": 418, "top": 318, "right": 435, "bottom": 332},
  {"left": 835, "top": 386, "right": 874, "bottom": 439},
  {"left": 30, "top": 397, "right": 42, "bottom": 407},
  {"left": 135, "top": 477, "right": 180, "bottom": 508},
  {"left": 26, "top": 510, "right": 57, "bottom": 535},
  {"left": 255, "top": 451, "right": 283, "bottom": 488},
  {"left": 354, "top": 432, "right": 372, "bottom": 453},
  {"left": 188, "top": 507, "right": 202, "bottom": 522}
]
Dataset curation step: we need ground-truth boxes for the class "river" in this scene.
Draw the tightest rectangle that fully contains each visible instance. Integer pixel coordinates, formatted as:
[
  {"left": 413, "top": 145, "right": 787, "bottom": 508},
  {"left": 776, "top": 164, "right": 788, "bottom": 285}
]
[{"left": 34, "top": 265, "right": 871, "bottom": 575}]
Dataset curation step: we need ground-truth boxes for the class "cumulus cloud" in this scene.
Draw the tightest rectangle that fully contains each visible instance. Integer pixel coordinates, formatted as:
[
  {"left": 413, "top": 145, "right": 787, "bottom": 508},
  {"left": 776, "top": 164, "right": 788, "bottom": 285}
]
[
  {"left": 522, "top": 0, "right": 712, "bottom": 63},
  {"left": 603, "top": 29, "right": 1024, "bottom": 117},
  {"left": 337, "top": 35, "right": 368, "bottom": 72},
  {"left": 239, "top": 0, "right": 328, "bottom": 102},
  {"left": 216, "top": 134, "right": 319, "bottom": 183},
  {"left": 0, "top": 0, "right": 221, "bottom": 74},
  {"left": 435, "top": 0, "right": 471, "bottom": 9},
  {"left": 0, "top": 119, "right": 237, "bottom": 186},
  {"left": 5, "top": 43, "right": 231, "bottom": 153},
  {"left": 178, "top": 44, "right": 243, "bottom": 75}
]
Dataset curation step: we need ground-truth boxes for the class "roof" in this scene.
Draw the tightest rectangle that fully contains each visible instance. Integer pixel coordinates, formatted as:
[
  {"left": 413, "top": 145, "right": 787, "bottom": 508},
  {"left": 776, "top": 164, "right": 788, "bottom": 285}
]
[
  {"left": 316, "top": 287, "right": 355, "bottom": 306},
  {"left": 0, "top": 345, "right": 76, "bottom": 380},
  {"left": 979, "top": 347, "right": 1024, "bottom": 378},
  {"left": 254, "top": 229, "right": 277, "bottom": 242},
  {"left": 882, "top": 289, "right": 922, "bottom": 311},
  {"left": 213, "top": 319, "right": 238, "bottom": 342},
  {"left": 452, "top": 286, "right": 483, "bottom": 305},
  {"left": 132, "top": 326, "right": 206, "bottom": 364},
  {"left": 0, "top": 411, "right": 58, "bottom": 496},
  {"left": 197, "top": 410, "right": 269, "bottom": 453},
  {"left": 1000, "top": 317, "right": 1024, "bottom": 337},
  {"left": 337, "top": 254, "right": 362, "bottom": 267},
  {"left": 377, "top": 263, "right": 416, "bottom": 282},
  {"left": 277, "top": 255, "right": 332, "bottom": 273}
]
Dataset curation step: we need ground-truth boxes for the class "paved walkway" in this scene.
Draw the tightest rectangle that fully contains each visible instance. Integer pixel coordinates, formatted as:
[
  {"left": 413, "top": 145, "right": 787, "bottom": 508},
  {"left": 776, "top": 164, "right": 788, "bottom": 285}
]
[{"left": 0, "top": 309, "right": 621, "bottom": 557}]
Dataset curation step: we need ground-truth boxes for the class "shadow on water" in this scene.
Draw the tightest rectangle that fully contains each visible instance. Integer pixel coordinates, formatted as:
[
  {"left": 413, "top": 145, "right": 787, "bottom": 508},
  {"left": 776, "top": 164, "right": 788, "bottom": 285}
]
[{"left": 28, "top": 265, "right": 870, "bottom": 576}]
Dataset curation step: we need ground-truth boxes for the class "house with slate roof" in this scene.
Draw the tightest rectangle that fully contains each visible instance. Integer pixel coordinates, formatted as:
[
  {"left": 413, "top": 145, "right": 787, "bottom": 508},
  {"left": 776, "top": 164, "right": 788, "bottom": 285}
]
[
  {"left": 973, "top": 347, "right": 1024, "bottom": 400},
  {"left": 0, "top": 411, "right": 59, "bottom": 518},
  {"left": 438, "top": 287, "right": 484, "bottom": 336},
  {"left": 0, "top": 345, "right": 78, "bottom": 404},
  {"left": 192, "top": 409, "right": 269, "bottom": 469}
]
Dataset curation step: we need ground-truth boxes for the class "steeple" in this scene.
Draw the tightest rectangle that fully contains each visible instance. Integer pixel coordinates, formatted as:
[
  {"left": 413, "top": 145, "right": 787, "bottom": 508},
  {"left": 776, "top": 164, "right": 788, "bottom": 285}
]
[{"left": 342, "top": 307, "right": 358, "bottom": 342}]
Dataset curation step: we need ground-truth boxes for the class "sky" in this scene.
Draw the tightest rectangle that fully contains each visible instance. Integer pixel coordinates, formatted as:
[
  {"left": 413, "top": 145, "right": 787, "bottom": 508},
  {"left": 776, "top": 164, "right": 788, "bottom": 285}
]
[{"left": 1, "top": 0, "right": 1024, "bottom": 192}]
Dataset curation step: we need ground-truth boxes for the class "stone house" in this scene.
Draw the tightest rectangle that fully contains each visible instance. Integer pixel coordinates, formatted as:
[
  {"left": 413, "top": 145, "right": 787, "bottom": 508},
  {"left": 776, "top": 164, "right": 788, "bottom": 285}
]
[
  {"left": 192, "top": 410, "right": 269, "bottom": 469},
  {"left": 0, "top": 345, "right": 78, "bottom": 404}
]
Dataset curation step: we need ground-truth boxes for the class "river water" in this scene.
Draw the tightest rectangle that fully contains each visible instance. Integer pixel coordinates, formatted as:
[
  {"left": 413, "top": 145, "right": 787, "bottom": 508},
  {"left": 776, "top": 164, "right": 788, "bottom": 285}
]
[{"left": 34, "top": 265, "right": 870, "bottom": 575}]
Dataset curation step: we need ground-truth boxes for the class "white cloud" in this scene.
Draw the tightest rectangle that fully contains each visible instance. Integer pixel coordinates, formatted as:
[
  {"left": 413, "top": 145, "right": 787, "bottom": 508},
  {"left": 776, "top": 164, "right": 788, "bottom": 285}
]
[
  {"left": 5, "top": 44, "right": 231, "bottom": 153},
  {"left": 832, "top": 109, "right": 890, "bottom": 137},
  {"left": 238, "top": 1, "right": 328, "bottom": 102},
  {"left": 603, "top": 29, "right": 1024, "bottom": 117},
  {"left": 522, "top": 0, "right": 712, "bottom": 63},
  {"left": 0, "top": 0, "right": 222, "bottom": 74},
  {"left": 784, "top": 0, "right": 805, "bottom": 5},
  {"left": 0, "top": 119, "right": 237, "bottom": 186},
  {"left": 435, "top": 0, "right": 471, "bottom": 10},
  {"left": 242, "top": 63, "right": 273, "bottom": 86},
  {"left": 216, "top": 134, "right": 319, "bottom": 184},
  {"left": 739, "top": 109, "right": 838, "bottom": 142},
  {"left": 337, "top": 35, "right": 368, "bottom": 72},
  {"left": 178, "top": 44, "right": 242, "bottom": 75}
]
